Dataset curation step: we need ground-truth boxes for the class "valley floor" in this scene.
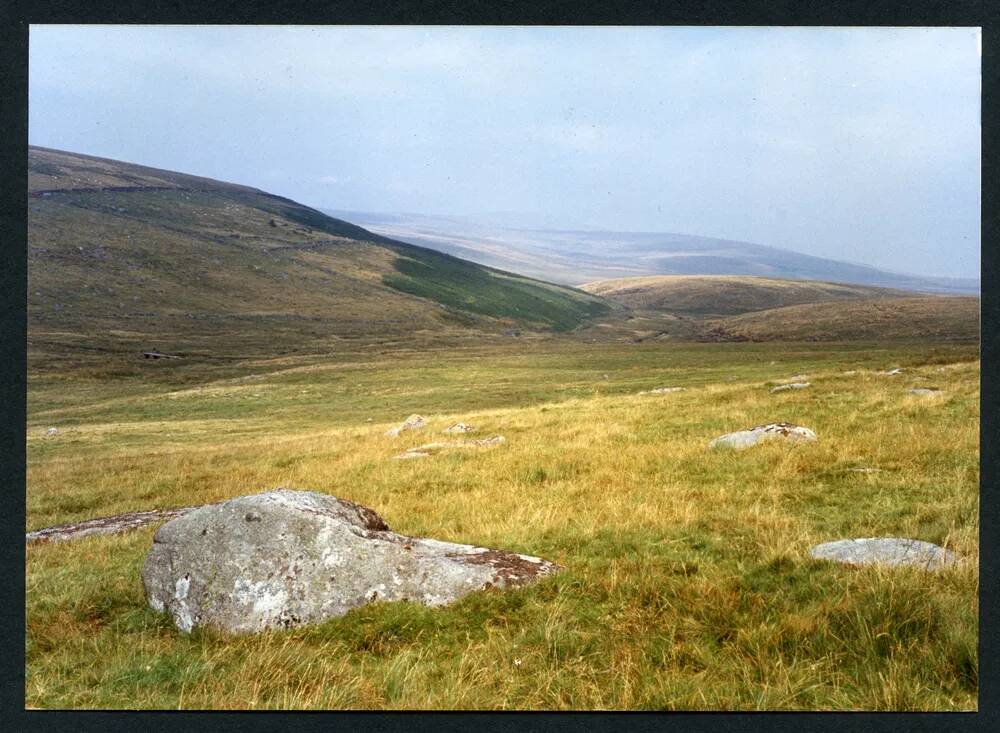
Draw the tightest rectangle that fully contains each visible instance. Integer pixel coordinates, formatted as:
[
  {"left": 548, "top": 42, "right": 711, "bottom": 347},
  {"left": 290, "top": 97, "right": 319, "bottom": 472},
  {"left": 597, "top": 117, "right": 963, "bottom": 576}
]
[{"left": 25, "top": 340, "right": 979, "bottom": 710}]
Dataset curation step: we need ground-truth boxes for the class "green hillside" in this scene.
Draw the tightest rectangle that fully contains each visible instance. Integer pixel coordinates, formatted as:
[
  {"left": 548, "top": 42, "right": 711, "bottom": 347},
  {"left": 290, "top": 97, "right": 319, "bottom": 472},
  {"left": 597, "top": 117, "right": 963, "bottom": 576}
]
[{"left": 28, "top": 147, "right": 610, "bottom": 377}]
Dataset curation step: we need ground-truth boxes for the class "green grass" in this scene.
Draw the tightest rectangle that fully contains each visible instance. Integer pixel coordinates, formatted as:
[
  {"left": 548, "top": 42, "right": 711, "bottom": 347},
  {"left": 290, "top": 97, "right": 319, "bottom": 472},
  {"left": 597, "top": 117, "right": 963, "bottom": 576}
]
[
  {"left": 25, "top": 340, "right": 979, "bottom": 710},
  {"left": 383, "top": 247, "right": 610, "bottom": 331},
  {"left": 29, "top": 146, "right": 613, "bottom": 359}
]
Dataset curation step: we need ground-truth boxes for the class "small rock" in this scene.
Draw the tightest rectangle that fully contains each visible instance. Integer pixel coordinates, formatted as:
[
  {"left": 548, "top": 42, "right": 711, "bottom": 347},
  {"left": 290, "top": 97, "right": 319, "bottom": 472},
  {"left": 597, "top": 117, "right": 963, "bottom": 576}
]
[
  {"left": 845, "top": 467, "right": 881, "bottom": 474},
  {"left": 46, "top": 427, "right": 58, "bottom": 435},
  {"left": 639, "top": 387, "right": 685, "bottom": 395},
  {"left": 709, "top": 422, "right": 817, "bottom": 450},
  {"left": 770, "top": 382, "right": 810, "bottom": 393},
  {"left": 810, "top": 538, "right": 958, "bottom": 569},
  {"left": 882, "top": 368, "right": 904, "bottom": 376},
  {"left": 392, "top": 451, "right": 430, "bottom": 460},
  {"left": 393, "top": 436, "right": 506, "bottom": 460},
  {"left": 443, "top": 422, "right": 476, "bottom": 434},
  {"left": 26, "top": 505, "right": 201, "bottom": 544},
  {"left": 385, "top": 414, "right": 427, "bottom": 437},
  {"left": 842, "top": 370, "right": 858, "bottom": 376},
  {"left": 908, "top": 388, "right": 941, "bottom": 396},
  {"left": 142, "top": 489, "right": 561, "bottom": 634}
]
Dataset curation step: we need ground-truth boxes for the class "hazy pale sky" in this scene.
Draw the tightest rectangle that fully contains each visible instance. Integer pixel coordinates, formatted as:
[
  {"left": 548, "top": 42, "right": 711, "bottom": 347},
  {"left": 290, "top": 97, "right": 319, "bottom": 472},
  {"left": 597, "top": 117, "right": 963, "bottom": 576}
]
[{"left": 29, "top": 25, "right": 980, "bottom": 278}]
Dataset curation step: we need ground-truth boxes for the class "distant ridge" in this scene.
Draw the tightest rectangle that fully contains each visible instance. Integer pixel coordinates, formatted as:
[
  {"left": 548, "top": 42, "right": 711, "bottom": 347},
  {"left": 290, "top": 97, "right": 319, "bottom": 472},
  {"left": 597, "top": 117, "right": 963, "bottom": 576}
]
[
  {"left": 580, "top": 275, "right": 916, "bottom": 317},
  {"left": 326, "top": 210, "right": 979, "bottom": 296}
]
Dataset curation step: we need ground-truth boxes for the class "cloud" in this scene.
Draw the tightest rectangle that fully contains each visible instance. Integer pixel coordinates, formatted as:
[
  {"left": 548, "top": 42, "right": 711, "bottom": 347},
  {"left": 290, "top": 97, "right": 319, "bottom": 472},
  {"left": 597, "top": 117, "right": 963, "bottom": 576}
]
[{"left": 28, "top": 26, "right": 980, "bottom": 278}]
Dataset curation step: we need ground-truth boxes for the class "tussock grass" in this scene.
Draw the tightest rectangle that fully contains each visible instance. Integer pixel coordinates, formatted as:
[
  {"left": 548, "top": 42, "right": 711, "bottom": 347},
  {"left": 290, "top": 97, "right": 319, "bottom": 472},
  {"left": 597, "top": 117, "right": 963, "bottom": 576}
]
[{"left": 26, "top": 341, "right": 978, "bottom": 709}]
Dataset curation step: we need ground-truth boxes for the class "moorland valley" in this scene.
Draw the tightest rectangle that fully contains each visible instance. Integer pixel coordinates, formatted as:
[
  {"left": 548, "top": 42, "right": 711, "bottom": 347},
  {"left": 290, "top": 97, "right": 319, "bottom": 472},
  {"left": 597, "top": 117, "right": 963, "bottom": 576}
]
[{"left": 26, "top": 146, "right": 980, "bottom": 710}]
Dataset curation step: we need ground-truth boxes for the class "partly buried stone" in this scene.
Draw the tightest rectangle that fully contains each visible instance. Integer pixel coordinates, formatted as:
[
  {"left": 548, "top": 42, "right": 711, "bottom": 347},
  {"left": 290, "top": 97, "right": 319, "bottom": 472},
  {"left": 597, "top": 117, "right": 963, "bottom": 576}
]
[
  {"left": 443, "top": 422, "right": 476, "bottom": 434},
  {"left": 640, "top": 386, "right": 685, "bottom": 395},
  {"left": 142, "top": 488, "right": 559, "bottom": 634},
  {"left": 27, "top": 505, "right": 201, "bottom": 544},
  {"left": 908, "top": 388, "right": 942, "bottom": 396},
  {"left": 709, "top": 422, "right": 817, "bottom": 450},
  {"left": 810, "top": 538, "right": 958, "bottom": 569},
  {"left": 882, "top": 367, "right": 905, "bottom": 376},
  {"left": 392, "top": 436, "right": 505, "bottom": 460},
  {"left": 770, "top": 382, "right": 810, "bottom": 393},
  {"left": 385, "top": 414, "right": 426, "bottom": 437}
]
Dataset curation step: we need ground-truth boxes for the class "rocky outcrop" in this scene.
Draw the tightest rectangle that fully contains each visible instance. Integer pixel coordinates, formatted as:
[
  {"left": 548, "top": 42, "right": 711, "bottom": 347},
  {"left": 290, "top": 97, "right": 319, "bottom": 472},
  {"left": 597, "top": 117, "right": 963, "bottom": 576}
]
[
  {"left": 385, "top": 414, "right": 426, "bottom": 437},
  {"left": 810, "top": 538, "right": 958, "bottom": 569},
  {"left": 26, "top": 506, "right": 201, "bottom": 544},
  {"left": 142, "top": 489, "right": 560, "bottom": 634},
  {"left": 709, "top": 422, "right": 817, "bottom": 450},
  {"left": 638, "top": 387, "right": 685, "bottom": 395},
  {"left": 392, "top": 436, "right": 506, "bottom": 460},
  {"left": 770, "top": 382, "right": 810, "bottom": 393}
]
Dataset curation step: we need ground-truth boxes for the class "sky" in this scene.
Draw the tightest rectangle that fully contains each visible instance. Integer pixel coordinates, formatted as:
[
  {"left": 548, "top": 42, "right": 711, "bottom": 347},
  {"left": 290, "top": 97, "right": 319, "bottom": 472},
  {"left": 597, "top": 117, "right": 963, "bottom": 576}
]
[{"left": 29, "top": 25, "right": 981, "bottom": 279}]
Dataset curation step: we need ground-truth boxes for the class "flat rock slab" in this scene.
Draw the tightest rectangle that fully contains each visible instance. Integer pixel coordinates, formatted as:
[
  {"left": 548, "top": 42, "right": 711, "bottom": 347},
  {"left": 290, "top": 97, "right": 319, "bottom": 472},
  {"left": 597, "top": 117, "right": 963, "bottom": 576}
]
[
  {"left": 385, "top": 414, "right": 426, "bottom": 437},
  {"left": 882, "top": 368, "right": 905, "bottom": 375},
  {"left": 771, "top": 382, "right": 810, "bottom": 393},
  {"left": 639, "top": 387, "right": 685, "bottom": 395},
  {"left": 709, "top": 422, "right": 817, "bottom": 450},
  {"left": 26, "top": 506, "right": 201, "bottom": 544},
  {"left": 810, "top": 538, "right": 958, "bottom": 569},
  {"left": 142, "top": 488, "right": 560, "bottom": 634},
  {"left": 443, "top": 422, "right": 476, "bottom": 434},
  {"left": 393, "top": 436, "right": 506, "bottom": 460},
  {"left": 908, "top": 388, "right": 942, "bottom": 396}
]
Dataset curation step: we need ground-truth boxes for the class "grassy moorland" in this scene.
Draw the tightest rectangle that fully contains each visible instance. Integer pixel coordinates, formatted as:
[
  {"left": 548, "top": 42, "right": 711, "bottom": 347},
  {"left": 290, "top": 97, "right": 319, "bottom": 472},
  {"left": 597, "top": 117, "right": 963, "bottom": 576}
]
[
  {"left": 580, "top": 275, "right": 911, "bottom": 317},
  {"left": 25, "top": 340, "right": 978, "bottom": 710}
]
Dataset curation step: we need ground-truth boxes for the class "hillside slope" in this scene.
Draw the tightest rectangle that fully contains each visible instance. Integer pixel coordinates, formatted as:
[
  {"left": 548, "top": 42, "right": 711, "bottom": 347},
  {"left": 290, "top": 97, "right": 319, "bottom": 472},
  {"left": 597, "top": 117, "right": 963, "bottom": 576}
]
[
  {"left": 28, "top": 148, "right": 610, "bottom": 374},
  {"left": 580, "top": 275, "right": 912, "bottom": 317},
  {"left": 702, "top": 297, "right": 980, "bottom": 342},
  {"left": 330, "top": 210, "right": 979, "bottom": 295}
]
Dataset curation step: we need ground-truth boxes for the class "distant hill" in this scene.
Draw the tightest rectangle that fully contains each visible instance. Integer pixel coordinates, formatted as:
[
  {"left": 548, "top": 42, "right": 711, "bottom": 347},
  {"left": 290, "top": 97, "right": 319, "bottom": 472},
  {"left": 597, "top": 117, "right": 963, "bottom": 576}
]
[
  {"left": 327, "top": 210, "right": 979, "bottom": 296},
  {"left": 28, "top": 148, "right": 610, "bottom": 373},
  {"left": 580, "top": 275, "right": 913, "bottom": 317},
  {"left": 701, "top": 297, "right": 980, "bottom": 342}
]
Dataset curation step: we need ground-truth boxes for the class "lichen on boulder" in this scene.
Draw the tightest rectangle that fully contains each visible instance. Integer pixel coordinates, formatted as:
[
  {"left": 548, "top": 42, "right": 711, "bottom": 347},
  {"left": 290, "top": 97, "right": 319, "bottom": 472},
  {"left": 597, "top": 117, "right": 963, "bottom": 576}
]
[
  {"left": 709, "top": 422, "right": 817, "bottom": 450},
  {"left": 810, "top": 538, "right": 958, "bottom": 569},
  {"left": 142, "top": 488, "right": 560, "bottom": 634}
]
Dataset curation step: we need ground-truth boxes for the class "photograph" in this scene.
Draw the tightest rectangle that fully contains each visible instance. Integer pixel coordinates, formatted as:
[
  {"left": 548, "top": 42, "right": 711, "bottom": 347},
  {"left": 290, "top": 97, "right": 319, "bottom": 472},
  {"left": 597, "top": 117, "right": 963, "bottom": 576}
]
[{"left": 24, "top": 24, "right": 980, "bottom": 711}]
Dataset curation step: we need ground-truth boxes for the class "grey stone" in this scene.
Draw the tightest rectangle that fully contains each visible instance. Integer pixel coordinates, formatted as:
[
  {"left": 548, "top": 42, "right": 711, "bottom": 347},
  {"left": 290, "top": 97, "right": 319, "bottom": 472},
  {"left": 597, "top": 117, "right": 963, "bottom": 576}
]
[
  {"left": 882, "top": 368, "right": 904, "bottom": 375},
  {"left": 908, "top": 388, "right": 942, "bottom": 396},
  {"left": 27, "top": 505, "right": 201, "bottom": 544},
  {"left": 770, "top": 382, "right": 810, "bottom": 393},
  {"left": 385, "top": 414, "right": 427, "bottom": 437},
  {"left": 443, "top": 422, "right": 476, "bottom": 434},
  {"left": 810, "top": 538, "right": 958, "bottom": 569},
  {"left": 392, "top": 436, "right": 505, "bottom": 460},
  {"left": 142, "top": 489, "right": 559, "bottom": 634},
  {"left": 709, "top": 422, "right": 817, "bottom": 450},
  {"left": 639, "top": 387, "right": 685, "bottom": 395},
  {"left": 46, "top": 427, "right": 58, "bottom": 435},
  {"left": 392, "top": 451, "right": 430, "bottom": 460}
]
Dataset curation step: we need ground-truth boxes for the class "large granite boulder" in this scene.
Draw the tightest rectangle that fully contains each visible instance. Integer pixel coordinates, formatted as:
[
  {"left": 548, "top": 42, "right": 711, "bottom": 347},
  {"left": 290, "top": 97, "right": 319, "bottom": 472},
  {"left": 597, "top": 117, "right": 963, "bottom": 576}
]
[
  {"left": 810, "top": 538, "right": 958, "bottom": 569},
  {"left": 142, "top": 488, "right": 560, "bottom": 634},
  {"left": 709, "top": 422, "right": 817, "bottom": 450}
]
